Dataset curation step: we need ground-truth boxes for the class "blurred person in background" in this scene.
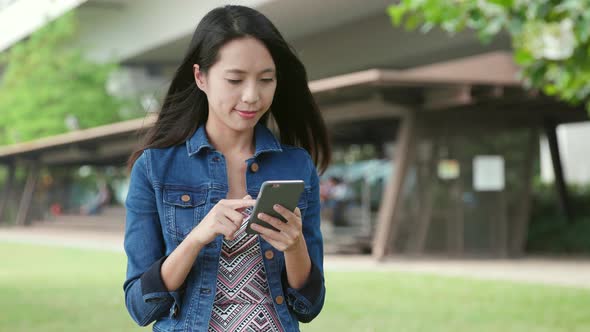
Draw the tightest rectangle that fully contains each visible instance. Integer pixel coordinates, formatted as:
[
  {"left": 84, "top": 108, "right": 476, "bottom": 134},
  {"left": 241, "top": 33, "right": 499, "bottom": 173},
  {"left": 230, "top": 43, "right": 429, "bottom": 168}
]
[
  {"left": 324, "top": 176, "right": 352, "bottom": 226},
  {"left": 80, "top": 179, "right": 113, "bottom": 215}
]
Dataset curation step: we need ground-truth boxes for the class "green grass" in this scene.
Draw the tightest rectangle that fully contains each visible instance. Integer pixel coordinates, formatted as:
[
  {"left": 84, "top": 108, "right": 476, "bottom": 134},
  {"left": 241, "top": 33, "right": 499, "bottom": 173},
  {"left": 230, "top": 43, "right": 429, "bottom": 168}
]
[
  {"left": 0, "top": 242, "right": 136, "bottom": 332},
  {"left": 1, "top": 242, "right": 589, "bottom": 332}
]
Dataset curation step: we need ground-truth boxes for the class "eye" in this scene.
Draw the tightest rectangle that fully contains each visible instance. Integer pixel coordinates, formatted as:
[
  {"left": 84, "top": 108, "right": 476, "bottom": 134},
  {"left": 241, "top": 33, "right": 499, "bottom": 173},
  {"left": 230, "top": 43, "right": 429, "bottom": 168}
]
[
  {"left": 226, "top": 79, "right": 242, "bottom": 84},
  {"left": 261, "top": 78, "right": 275, "bottom": 83}
]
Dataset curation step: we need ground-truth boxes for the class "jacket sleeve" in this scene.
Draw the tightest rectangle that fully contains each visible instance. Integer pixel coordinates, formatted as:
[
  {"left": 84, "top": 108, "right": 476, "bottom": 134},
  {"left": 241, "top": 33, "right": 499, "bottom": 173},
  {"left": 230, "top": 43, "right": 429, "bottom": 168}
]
[
  {"left": 123, "top": 150, "right": 183, "bottom": 326},
  {"left": 281, "top": 155, "right": 326, "bottom": 323}
]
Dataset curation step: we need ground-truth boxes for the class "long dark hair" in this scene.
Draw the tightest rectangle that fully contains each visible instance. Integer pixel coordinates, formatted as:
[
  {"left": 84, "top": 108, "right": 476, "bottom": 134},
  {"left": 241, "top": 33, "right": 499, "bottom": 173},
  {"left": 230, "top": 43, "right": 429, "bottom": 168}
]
[{"left": 127, "top": 5, "right": 331, "bottom": 173}]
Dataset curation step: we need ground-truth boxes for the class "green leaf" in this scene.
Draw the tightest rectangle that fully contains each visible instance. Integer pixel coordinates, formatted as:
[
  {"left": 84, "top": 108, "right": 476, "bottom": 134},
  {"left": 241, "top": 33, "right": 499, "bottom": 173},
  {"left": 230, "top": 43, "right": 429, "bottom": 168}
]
[
  {"left": 404, "top": 13, "right": 424, "bottom": 30},
  {"left": 387, "top": 4, "right": 409, "bottom": 26},
  {"left": 574, "top": 16, "right": 590, "bottom": 42},
  {"left": 543, "top": 84, "right": 557, "bottom": 96},
  {"left": 488, "top": 0, "right": 514, "bottom": 8},
  {"left": 478, "top": 17, "right": 504, "bottom": 43},
  {"left": 514, "top": 48, "right": 535, "bottom": 65}
]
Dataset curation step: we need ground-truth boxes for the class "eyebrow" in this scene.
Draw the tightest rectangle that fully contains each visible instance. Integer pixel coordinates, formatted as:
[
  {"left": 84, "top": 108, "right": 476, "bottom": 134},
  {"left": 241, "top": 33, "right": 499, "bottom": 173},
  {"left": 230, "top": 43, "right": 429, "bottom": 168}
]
[{"left": 224, "top": 68, "right": 276, "bottom": 74}]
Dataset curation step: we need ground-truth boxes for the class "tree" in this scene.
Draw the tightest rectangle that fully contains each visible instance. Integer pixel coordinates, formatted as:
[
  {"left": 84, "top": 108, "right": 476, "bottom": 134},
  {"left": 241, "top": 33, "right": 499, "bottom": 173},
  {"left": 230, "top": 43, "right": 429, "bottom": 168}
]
[
  {"left": 388, "top": 0, "right": 590, "bottom": 113},
  {"left": 0, "top": 11, "right": 134, "bottom": 146}
]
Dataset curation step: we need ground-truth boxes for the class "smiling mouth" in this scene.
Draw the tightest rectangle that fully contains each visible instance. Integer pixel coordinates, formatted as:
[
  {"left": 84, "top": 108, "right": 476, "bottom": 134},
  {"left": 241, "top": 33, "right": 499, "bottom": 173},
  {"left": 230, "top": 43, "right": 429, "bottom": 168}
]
[{"left": 236, "top": 109, "right": 258, "bottom": 119}]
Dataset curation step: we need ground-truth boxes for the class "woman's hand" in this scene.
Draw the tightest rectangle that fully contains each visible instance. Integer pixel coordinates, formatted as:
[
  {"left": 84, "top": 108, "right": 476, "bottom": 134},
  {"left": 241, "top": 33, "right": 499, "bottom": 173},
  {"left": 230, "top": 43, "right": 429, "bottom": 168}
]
[
  {"left": 251, "top": 204, "right": 305, "bottom": 252},
  {"left": 189, "top": 195, "right": 256, "bottom": 246}
]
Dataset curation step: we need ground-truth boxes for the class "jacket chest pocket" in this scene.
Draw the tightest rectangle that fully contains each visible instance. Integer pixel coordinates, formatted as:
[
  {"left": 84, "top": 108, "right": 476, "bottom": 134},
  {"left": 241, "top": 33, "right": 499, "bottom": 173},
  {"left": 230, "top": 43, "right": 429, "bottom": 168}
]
[{"left": 163, "top": 186, "right": 207, "bottom": 242}]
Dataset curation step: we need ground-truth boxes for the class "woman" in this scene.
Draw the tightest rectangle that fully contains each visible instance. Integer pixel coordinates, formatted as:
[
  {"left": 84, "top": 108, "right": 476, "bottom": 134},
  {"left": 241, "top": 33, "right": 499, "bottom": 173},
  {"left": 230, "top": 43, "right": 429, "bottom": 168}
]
[{"left": 123, "top": 5, "right": 331, "bottom": 332}]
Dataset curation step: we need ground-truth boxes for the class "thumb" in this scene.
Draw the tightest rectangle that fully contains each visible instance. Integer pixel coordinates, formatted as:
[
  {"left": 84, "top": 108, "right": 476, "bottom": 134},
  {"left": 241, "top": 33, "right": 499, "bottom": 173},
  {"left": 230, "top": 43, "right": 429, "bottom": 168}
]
[{"left": 242, "top": 194, "right": 252, "bottom": 200}]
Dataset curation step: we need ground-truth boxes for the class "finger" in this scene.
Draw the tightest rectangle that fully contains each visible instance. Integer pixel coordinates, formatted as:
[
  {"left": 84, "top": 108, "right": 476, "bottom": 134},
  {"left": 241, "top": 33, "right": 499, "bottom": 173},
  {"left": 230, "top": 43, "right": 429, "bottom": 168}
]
[
  {"left": 220, "top": 198, "right": 257, "bottom": 209},
  {"left": 242, "top": 195, "right": 252, "bottom": 199},
  {"left": 221, "top": 206, "right": 246, "bottom": 226},
  {"left": 257, "top": 212, "right": 289, "bottom": 232},
  {"left": 258, "top": 212, "right": 302, "bottom": 242},
  {"left": 217, "top": 216, "right": 239, "bottom": 239},
  {"left": 272, "top": 204, "right": 298, "bottom": 224},
  {"left": 251, "top": 222, "right": 284, "bottom": 242},
  {"left": 259, "top": 234, "right": 287, "bottom": 252},
  {"left": 212, "top": 220, "right": 234, "bottom": 240}
]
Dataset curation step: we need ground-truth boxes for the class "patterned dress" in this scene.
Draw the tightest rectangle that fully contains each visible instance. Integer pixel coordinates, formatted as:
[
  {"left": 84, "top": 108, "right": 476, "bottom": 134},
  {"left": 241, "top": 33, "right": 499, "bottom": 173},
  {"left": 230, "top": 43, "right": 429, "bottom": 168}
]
[{"left": 209, "top": 216, "right": 285, "bottom": 332}]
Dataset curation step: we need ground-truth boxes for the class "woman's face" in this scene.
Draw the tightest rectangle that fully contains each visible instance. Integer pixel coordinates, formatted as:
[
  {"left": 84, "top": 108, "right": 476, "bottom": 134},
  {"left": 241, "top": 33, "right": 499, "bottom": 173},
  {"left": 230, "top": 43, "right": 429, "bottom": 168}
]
[{"left": 194, "top": 37, "right": 277, "bottom": 133}]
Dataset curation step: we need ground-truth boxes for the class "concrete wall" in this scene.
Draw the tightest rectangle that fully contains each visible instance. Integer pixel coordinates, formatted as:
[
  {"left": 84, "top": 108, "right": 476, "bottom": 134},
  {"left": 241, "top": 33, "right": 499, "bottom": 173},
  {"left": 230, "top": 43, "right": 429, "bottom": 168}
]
[{"left": 0, "top": 0, "right": 87, "bottom": 53}]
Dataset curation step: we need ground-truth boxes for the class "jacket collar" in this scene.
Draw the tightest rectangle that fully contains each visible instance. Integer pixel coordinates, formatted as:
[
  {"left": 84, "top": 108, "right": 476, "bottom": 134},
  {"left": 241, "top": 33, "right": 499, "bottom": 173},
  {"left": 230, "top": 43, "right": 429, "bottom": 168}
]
[{"left": 186, "top": 123, "right": 282, "bottom": 158}]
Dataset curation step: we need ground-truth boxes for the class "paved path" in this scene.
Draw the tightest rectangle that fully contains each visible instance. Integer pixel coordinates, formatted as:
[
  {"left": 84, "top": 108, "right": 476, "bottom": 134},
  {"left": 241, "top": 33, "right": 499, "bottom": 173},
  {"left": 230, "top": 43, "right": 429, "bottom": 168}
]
[
  {"left": 324, "top": 254, "right": 590, "bottom": 289},
  {"left": 1, "top": 217, "right": 589, "bottom": 289}
]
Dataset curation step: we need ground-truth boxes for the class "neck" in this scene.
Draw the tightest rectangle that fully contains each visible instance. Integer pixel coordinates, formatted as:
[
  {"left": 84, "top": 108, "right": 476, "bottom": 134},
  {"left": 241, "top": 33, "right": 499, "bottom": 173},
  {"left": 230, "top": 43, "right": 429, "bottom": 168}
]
[{"left": 205, "top": 120, "right": 255, "bottom": 157}]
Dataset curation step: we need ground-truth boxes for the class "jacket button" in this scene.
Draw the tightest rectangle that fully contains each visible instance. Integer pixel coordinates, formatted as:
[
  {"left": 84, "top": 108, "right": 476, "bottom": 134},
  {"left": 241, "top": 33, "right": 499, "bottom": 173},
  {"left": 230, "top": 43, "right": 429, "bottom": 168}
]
[
  {"left": 250, "top": 162, "right": 259, "bottom": 173},
  {"left": 181, "top": 194, "right": 190, "bottom": 202},
  {"left": 275, "top": 295, "right": 284, "bottom": 305},
  {"left": 264, "top": 250, "right": 274, "bottom": 260}
]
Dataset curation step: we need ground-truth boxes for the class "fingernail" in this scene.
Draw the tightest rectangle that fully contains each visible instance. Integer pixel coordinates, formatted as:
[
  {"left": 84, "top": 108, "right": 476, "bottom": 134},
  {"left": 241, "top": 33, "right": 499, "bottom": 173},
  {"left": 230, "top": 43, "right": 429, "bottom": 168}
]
[
  {"left": 258, "top": 213, "right": 264, "bottom": 219},
  {"left": 274, "top": 204, "right": 279, "bottom": 209}
]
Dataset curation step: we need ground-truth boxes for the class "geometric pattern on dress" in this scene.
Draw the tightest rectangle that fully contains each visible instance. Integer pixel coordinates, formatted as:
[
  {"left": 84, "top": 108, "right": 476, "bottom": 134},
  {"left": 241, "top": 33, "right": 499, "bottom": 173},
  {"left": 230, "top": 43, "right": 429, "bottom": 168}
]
[{"left": 209, "top": 219, "right": 284, "bottom": 332}]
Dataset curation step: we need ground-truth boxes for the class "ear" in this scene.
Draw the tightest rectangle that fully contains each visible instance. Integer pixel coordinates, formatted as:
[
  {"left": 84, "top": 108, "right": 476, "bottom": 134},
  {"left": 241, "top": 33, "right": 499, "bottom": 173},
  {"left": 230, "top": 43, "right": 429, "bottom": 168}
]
[{"left": 193, "top": 64, "right": 207, "bottom": 92}]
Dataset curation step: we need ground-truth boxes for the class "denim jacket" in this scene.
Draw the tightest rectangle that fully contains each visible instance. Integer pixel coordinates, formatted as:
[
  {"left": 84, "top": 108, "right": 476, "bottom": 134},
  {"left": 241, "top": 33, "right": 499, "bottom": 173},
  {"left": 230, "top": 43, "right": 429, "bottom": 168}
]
[{"left": 123, "top": 123, "right": 326, "bottom": 332}]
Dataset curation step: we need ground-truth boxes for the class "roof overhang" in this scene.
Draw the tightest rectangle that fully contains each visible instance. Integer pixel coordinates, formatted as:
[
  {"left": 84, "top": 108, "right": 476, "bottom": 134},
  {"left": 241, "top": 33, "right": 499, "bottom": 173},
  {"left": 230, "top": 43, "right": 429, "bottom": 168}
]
[{"left": 0, "top": 52, "right": 586, "bottom": 166}]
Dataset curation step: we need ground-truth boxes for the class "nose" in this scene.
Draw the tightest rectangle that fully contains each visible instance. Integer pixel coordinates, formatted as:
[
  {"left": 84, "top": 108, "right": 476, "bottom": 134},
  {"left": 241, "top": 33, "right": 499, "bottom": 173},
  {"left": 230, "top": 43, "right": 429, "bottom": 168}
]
[{"left": 241, "top": 81, "right": 260, "bottom": 104}]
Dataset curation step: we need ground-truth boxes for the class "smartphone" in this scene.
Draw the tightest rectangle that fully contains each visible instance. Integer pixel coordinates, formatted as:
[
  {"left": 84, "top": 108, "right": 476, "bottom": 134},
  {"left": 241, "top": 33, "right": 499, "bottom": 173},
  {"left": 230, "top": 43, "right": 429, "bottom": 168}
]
[{"left": 245, "top": 180, "right": 305, "bottom": 235}]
